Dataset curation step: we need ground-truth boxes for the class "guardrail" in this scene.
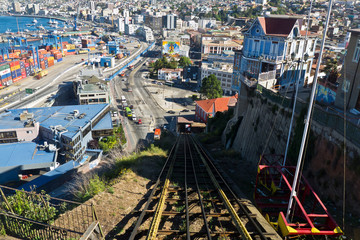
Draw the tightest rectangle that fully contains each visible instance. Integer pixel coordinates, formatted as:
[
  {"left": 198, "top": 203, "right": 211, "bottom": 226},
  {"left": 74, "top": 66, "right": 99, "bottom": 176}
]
[{"left": 106, "top": 41, "right": 155, "bottom": 81}]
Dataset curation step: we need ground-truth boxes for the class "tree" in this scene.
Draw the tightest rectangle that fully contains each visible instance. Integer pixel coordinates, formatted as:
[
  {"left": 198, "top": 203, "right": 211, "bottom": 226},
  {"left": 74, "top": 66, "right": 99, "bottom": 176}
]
[
  {"left": 200, "top": 74, "right": 223, "bottom": 99},
  {"left": 179, "top": 56, "right": 192, "bottom": 67},
  {"left": 324, "top": 59, "right": 340, "bottom": 84}
]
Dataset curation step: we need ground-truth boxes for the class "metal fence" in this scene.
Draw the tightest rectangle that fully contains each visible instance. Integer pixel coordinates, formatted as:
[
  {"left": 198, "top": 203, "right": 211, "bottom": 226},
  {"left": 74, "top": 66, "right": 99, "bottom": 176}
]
[
  {"left": 256, "top": 85, "right": 360, "bottom": 147},
  {"left": 0, "top": 185, "right": 99, "bottom": 240}
]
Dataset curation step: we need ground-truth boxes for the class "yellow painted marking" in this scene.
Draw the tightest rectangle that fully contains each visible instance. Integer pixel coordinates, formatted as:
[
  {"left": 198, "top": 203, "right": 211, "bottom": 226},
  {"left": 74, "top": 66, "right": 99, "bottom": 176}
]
[
  {"left": 334, "top": 226, "right": 343, "bottom": 234},
  {"left": 311, "top": 227, "right": 320, "bottom": 233},
  {"left": 147, "top": 141, "right": 179, "bottom": 240},
  {"left": 277, "top": 213, "right": 297, "bottom": 236}
]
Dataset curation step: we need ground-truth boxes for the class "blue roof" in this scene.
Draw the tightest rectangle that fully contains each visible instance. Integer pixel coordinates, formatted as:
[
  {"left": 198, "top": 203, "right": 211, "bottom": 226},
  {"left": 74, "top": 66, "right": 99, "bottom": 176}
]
[
  {"left": 0, "top": 142, "right": 56, "bottom": 171},
  {"left": 93, "top": 112, "right": 113, "bottom": 130},
  {"left": 0, "top": 104, "right": 110, "bottom": 139},
  {"left": 19, "top": 160, "right": 80, "bottom": 191}
]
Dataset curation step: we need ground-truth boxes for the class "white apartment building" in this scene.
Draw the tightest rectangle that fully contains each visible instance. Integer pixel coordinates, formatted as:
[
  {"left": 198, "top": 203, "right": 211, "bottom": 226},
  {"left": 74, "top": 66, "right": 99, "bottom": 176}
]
[
  {"left": 138, "top": 26, "right": 154, "bottom": 42},
  {"left": 125, "top": 24, "right": 140, "bottom": 35},
  {"left": 198, "top": 19, "right": 217, "bottom": 29},
  {"left": 117, "top": 18, "right": 125, "bottom": 33},
  {"left": 163, "top": 14, "right": 177, "bottom": 30},
  {"left": 201, "top": 62, "right": 234, "bottom": 95}
]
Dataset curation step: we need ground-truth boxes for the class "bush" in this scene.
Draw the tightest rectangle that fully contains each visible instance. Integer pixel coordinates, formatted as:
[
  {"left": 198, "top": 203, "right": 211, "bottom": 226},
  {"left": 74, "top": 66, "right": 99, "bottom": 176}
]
[
  {"left": 75, "top": 175, "right": 106, "bottom": 202},
  {"left": 2, "top": 190, "right": 57, "bottom": 223}
]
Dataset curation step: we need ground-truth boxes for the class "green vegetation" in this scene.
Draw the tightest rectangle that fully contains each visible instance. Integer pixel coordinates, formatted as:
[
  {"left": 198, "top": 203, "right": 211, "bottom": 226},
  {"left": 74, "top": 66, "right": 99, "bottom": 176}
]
[
  {"left": 200, "top": 74, "right": 223, "bottom": 99},
  {"left": 230, "top": 6, "right": 262, "bottom": 19},
  {"left": 74, "top": 144, "right": 168, "bottom": 202},
  {"left": 1, "top": 190, "right": 58, "bottom": 223},
  {"left": 207, "top": 108, "right": 234, "bottom": 137},
  {"left": 75, "top": 175, "right": 107, "bottom": 202},
  {"left": 178, "top": 56, "right": 192, "bottom": 68},
  {"left": 149, "top": 57, "right": 178, "bottom": 77},
  {"left": 324, "top": 59, "right": 340, "bottom": 84},
  {"left": 96, "top": 126, "right": 126, "bottom": 153}
]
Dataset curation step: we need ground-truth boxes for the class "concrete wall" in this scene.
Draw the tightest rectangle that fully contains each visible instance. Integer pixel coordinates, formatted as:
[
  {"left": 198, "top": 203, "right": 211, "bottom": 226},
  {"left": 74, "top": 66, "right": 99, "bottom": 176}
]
[
  {"left": 223, "top": 87, "right": 291, "bottom": 164},
  {"left": 223, "top": 86, "right": 360, "bottom": 237},
  {"left": 335, "top": 31, "right": 360, "bottom": 111}
]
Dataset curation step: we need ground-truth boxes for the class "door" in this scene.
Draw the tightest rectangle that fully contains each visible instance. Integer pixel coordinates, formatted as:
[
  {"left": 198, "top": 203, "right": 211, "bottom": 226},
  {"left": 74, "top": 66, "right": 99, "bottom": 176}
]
[{"left": 355, "top": 91, "right": 360, "bottom": 111}]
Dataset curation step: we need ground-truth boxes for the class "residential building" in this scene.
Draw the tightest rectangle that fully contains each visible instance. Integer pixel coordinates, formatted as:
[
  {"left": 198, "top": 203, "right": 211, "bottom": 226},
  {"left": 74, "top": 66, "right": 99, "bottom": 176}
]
[
  {"left": 335, "top": 29, "right": 360, "bottom": 111},
  {"left": 138, "top": 26, "right": 154, "bottom": 42},
  {"left": 133, "top": 14, "right": 144, "bottom": 24},
  {"left": 183, "top": 66, "right": 199, "bottom": 82},
  {"left": 125, "top": 24, "right": 140, "bottom": 35},
  {"left": 195, "top": 96, "right": 237, "bottom": 123},
  {"left": 198, "top": 18, "right": 217, "bottom": 29},
  {"left": 163, "top": 14, "right": 177, "bottom": 30},
  {"left": 201, "top": 62, "right": 234, "bottom": 95},
  {"left": 34, "top": 4, "right": 39, "bottom": 14},
  {"left": 75, "top": 77, "right": 109, "bottom": 105},
  {"left": 158, "top": 68, "right": 183, "bottom": 81},
  {"left": 13, "top": 1, "right": 21, "bottom": 13},
  {"left": 149, "top": 15, "right": 163, "bottom": 32},
  {"left": 117, "top": 18, "right": 125, "bottom": 33},
  {"left": 201, "top": 36, "right": 242, "bottom": 58},
  {"left": 232, "top": 16, "right": 318, "bottom": 93}
]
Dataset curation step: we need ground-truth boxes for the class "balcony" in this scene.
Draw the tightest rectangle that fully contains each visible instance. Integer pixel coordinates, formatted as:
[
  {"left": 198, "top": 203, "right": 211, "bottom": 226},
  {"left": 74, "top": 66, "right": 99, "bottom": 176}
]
[
  {"left": 239, "top": 74, "right": 258, "bottom": 89},
  {"left": 240, "top": 70, "right": 277, "bottom": 89},
  {"left": 258, "top": 70, "right": 276, "bottom": 82},
  {"left": 243, "top": 50, "right": 284, "bottom": 62}
]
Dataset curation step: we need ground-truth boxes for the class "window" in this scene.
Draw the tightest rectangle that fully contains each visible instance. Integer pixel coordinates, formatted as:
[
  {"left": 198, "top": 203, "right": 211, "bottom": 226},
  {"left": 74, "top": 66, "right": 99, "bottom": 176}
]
[
  {"left": 26, "top": 130, "right": 33, "bottom": 134},
  {"left": 287, "top": 42, "right": 292, "bottom": 56},
  {"left": 342, "top": 80, "right": 350, "bottom": 93},
  {"left": 0, "top": 131, "right": 17, "bottom": 139},
  {"left": 271, "top": 41, "right": 278, "bottom": 55},
  {"left": 295, "top": 41, "right": 300, "bottom": 54},
  {"left": 310, "top": 40, "right": 315, "bottom": 52},
  {"left": 353, "top": 39, "right": 360, "bottom": 62}
]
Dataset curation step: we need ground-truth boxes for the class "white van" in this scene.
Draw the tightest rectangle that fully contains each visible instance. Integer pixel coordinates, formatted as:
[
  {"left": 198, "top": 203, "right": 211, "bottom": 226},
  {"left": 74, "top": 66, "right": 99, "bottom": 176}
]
[
  {"left": 132, "top": 114, "right": 136, "bottom": 121},
  {"left": 121, "top": 96, "right": 126, "bottom": 102}
]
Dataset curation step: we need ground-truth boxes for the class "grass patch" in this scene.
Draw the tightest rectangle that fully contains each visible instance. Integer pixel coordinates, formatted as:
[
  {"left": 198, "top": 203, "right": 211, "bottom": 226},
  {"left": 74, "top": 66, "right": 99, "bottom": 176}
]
[{"left": 72, "top": 144, "right": 168, "bottom": 202}]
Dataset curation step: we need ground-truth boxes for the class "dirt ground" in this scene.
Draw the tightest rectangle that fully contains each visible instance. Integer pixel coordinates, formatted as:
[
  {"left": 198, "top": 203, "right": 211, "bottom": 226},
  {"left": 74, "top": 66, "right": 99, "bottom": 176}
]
[{"left": 89, "top": 171, "right": 155, "bottom": 239}]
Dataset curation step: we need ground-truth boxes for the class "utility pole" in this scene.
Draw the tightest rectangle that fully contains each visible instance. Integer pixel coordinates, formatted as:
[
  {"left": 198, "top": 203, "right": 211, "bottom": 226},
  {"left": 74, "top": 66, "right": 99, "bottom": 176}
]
[{"left": 286, "top": 0, "right": 333, "bottom": 221}]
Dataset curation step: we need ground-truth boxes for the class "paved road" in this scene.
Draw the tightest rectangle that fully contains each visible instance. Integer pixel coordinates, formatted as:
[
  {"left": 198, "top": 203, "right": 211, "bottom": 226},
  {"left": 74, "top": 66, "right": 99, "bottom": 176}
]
[{"left": 0, "top": 54, "right": 87, "bottom": 112}]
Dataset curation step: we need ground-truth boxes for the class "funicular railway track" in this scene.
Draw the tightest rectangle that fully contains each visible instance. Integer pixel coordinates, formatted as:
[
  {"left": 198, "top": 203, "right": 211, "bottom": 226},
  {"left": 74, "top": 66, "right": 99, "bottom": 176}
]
[{"left": 130, "top": 134, "right": 280, "bottom": 240}]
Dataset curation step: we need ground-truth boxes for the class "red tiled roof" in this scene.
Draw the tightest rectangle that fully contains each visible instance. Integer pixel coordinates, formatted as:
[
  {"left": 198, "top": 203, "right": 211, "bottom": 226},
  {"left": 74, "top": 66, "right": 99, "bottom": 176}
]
[
  {"left": 196, "top": 95, "right": 237, "bottom": 113},
  {"left": 258, "top": 17, "right": 297, "bottom": 37}
]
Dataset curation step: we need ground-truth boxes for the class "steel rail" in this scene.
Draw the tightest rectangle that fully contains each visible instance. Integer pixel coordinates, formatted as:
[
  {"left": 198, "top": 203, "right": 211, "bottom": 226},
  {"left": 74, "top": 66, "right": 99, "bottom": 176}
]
[
  {"left": 191, "top": 135, "right": 271, "bottom": 239},
  {"left": 188, "top": 136, "right": 228, "bottom": 235},
  {"left": 185, "top": 135, "right": 212, "bottom": 239},
  {"left": 129, "top": 136, "right": 179, "bottom": 240},
  {"left": 191, "top": 136, "right": 253, "bottom": 240},
  {"left": 146, "top": 135, "right": 180, "bottom": 240},
  {"left": 184, "top": 136, "right": 191, "bottom": 240}
]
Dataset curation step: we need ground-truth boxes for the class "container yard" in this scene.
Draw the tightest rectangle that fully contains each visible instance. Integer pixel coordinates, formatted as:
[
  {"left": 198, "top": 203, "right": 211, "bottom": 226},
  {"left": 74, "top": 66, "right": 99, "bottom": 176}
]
[{"left": 0, "top": 37, "right": 99, "bottom": 88}]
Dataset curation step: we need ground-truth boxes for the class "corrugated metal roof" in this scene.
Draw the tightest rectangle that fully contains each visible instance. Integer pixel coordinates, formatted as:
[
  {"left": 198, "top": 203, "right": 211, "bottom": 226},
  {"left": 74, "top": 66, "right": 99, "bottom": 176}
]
[
  {"left": 0, "top": 142, "right": 55, "bottom": 171},
  {"left": 93, "top": 112, "right": 113, "bottom": 130},
  {"left": 0, "top": 104, "right": 109, "bottom": 139},
  {"left": 19, "top": 160, "right": 79, "bottom": 191}
]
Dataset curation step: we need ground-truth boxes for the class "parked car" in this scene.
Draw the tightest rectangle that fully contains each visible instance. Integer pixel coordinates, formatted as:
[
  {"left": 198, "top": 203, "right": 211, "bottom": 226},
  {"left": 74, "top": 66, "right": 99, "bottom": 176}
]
[
  {"left": 167, "top": 110, "right": 175, "bottom": 114},
  {"left": 138, "top": 119, "right": 142, "bottom": 124},
  {"left": 181, "top": 109, "right": 190, "bottom": 112}
]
